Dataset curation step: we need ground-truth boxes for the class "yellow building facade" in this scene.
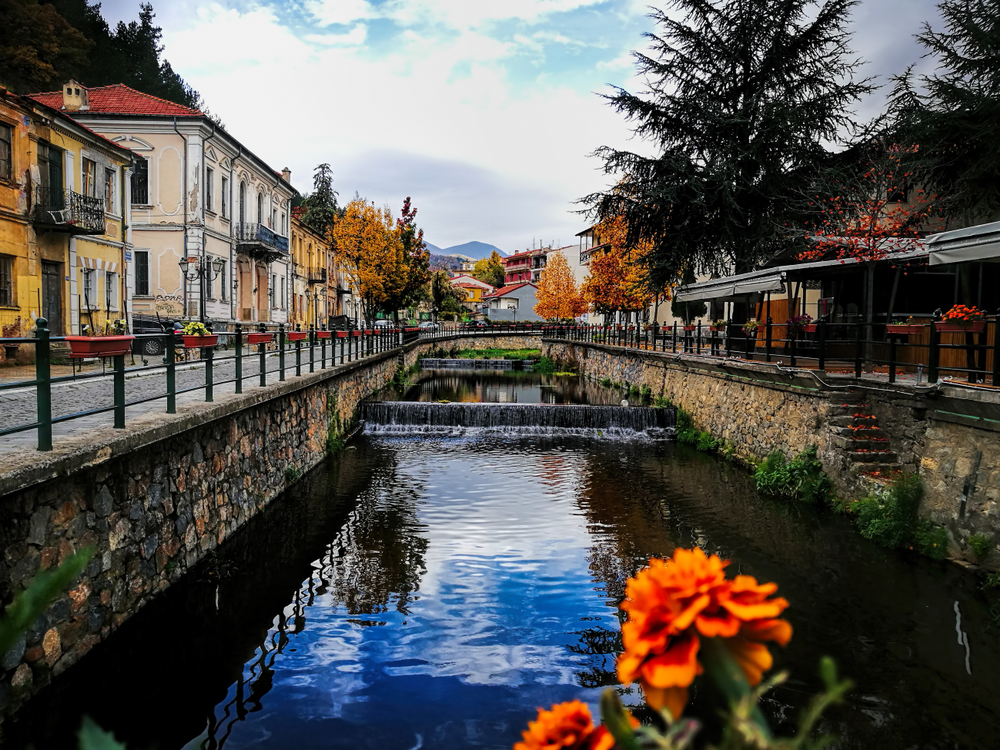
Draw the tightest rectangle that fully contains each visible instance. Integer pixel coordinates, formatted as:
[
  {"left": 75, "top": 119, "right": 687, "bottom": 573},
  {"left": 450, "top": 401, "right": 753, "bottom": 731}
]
[{"left": 1, "top": 85, "right": 133, "bottom": 349}]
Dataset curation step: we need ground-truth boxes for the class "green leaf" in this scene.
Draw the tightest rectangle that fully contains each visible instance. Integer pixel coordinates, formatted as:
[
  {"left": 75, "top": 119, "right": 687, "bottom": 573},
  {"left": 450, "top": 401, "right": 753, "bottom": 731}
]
[
  {"left": 0, "top": 547, "right": 94, "bottom": 657},
  {"left": 78, "top": 716, "right": 127, "bottom": 750},
  {"left": 599, "top": 688, "right": 642, "bottom": 750}
]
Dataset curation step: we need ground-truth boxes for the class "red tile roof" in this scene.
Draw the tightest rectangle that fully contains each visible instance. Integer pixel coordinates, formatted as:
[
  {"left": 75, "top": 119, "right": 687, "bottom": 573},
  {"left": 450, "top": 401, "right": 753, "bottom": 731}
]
[
  {"left": 28, "top": 84, "right": 202, "bottom": 117},
  {"left": 483, "top": 282, "right": 535, "bottom": 299}
]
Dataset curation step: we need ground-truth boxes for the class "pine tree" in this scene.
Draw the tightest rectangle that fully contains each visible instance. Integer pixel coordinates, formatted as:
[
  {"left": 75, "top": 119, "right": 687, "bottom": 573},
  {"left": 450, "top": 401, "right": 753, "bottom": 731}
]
[
  {"left": 890, "top": 0, "right": 1000, "bottom": 224},
  {"left": 583, "top": 0, "right": 872, "bottom": 283},
  {"left": 302, "top": 163, "right": 340, "bottom": 238}
]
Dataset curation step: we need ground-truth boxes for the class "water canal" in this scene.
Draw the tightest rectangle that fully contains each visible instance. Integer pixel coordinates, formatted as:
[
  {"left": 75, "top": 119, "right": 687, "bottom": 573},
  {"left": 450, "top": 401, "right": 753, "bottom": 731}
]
[{"left": 5, "top": 375, "right": 1000, "bottom": 749}]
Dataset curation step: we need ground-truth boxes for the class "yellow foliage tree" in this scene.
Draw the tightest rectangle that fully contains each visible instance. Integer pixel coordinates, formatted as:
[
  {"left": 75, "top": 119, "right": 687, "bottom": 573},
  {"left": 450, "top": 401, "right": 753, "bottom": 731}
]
[
  {"left": 581, "top": 216, "right": 653, "bottom": 317},
  {"left": 534, "top": 251, "right": 587, "bottom": 320},
  {"left": 331, "top": 197, "right": 406, "bottom": 322},
  {"left": 472, "top": 251, "right": 505, "bottom": 288}
]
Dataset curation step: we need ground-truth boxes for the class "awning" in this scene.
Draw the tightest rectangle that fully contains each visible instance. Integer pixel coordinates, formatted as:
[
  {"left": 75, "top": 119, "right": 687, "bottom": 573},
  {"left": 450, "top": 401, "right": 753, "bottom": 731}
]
[
  {"left": 672, "top": 241, "right": 928, "bottom": 302},
  {"left": 925, "top": 221, "right": 1000, "bottom": 265}
]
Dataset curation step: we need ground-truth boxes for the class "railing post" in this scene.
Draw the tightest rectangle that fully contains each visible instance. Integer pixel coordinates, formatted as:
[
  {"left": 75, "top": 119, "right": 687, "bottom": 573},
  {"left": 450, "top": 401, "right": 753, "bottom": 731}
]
[
  {"left": 789, "top": 327, "right": 797, "bottom": 367},
  {"left": 235, "top": 323, "right": 243, "bottom": 394},
  {"left": 259, "top": 323, "right": 267, "bottom": 387},
  {"left": 309, "top": 325, "right": 315, "bottom": 374},
  {"left": 295, "top": 324, "right": 302, "bottom": 377},
  {"left": 205, "top": 344, "right": 214, "bottom": 402},
  {"left": 34, "top": 317, "right": 52, "bottom": 451},
  {"left": 279, "top": 323, "right": 286, "bottom": 381},
  {"left": 854, "top": 317, "right": 864, "bottom": 379},
  {"left": 725, "top": 320, "right": 732, "bottom": 357},
  {"left": 166, "top": 327, "right": 177, "bottom": 414},
  {"left": 321, "top": 328, "right": 327, "bottom": 370},
  {"left": 928, "top": 318, "right": 940, "bottom": 384},
  {"left": 992, "top": 317, "right": 999, "bottom": 386},
  {"left": 817, "top": 318, "right": 826, "bottom": 372},
  {"left": 113, "top": 352, "right": 126, "bottom": 427},
  {"left": 888, "top": 329, "right": 897, "bottom": 384},
  {"left": 672, "top": 321, "right": 677, "bottom": 353},
  {"left": 765, "top": 316, "right": 773, "bottom": 362},
  {"left": 696, "top": 321, "right": 702, "bottom": 355}
]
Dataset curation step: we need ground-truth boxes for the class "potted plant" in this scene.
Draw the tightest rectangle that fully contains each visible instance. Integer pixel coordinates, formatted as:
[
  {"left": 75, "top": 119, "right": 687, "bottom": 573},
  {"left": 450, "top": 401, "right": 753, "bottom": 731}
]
[
  {"left": 682, "top": 322, "right": 696, "bottom": 332},
  {"left": 710, "top": 319, "right": 726, "bottom": 332},
  {"left": 786, "top": 313, "right": 813, "bottom": 336},
  {"left": 336, "top": 330, "right": 349, "bottom": 338},
  {"left": 886, "top": 317, "right": 923, "bottom": 335},
  {"left": 316, "top": 330, "right": 332, "bottom": 339},
  {"left": 65, "top": 319, "right": 134, "bottom": 358},
  {"left": 247, "top": 331, "right": 273, "bottom": 345},
  {"left": 287, "top": 329, "right": 309, "bottom": 342},
  {"left": 180, "top": 321, "right": 218, "bottom": 348},
  {"left": 743, "top": 318, "right": 760, "bottom": 337},
  {"left": 936, "top": 304, "right": 986, "bottom": 333}
]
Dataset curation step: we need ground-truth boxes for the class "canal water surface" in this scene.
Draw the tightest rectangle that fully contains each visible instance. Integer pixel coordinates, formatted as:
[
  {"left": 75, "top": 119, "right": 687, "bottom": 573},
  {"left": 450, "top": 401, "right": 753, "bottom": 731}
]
[{"left": 7, "top": 431, "right": 1000, "bottom": 748}]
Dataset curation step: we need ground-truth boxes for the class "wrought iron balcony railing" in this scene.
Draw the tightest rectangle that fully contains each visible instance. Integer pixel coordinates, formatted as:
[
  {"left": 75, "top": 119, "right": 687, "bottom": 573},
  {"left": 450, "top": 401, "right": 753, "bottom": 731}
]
[
  {"left": 32, "top": 187, "right": 106, "bottom": 234},
  {"left": 234, "top": 223, "right": 290, "bottom": 258},
  {"left": 308, "top": 267, "right": 327, "bottom": 284}
]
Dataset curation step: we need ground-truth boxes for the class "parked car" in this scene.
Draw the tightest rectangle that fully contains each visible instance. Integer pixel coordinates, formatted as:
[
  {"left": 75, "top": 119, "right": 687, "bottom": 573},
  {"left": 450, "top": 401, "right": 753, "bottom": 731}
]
[
  {"left": 130, "top": 314, "right": 172, "bottom": 356},
  {"left": 419, "top": 321, "right": 439, "bottom": 331},
  {"left": 374, "top": 319, "right": 394, "bottom": 329},
  {"left": 329, "top": 315, "right": 356, "bottom": 331}
]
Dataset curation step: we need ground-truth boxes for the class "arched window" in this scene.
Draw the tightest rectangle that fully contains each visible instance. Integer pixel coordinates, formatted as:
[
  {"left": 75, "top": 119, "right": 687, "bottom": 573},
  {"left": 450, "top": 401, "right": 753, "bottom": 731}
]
[
  {"left": 256, "top": 192, "right": 263, "bottom": 224},
  {"left": 239, "top": 182, "right": 246, "bottom": 224}
]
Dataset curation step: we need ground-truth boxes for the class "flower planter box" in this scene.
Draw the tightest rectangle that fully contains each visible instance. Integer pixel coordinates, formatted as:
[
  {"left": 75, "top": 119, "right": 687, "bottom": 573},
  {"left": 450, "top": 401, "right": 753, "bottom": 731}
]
[
  {"left": 287, "top": 331, "right": 309, "bottom": 342},
  {"left": 336, "top": 331, "right": 349, "bottom": 338},
  {"left": 935, "top": 321, "right": 985, "bottom": 333},
  {"left": 710, "top": 326, "right": 726, "bottom": 333},
  {"left": 182, "top": 335, "right": 218, "bottom": 349},
  {"left": 683, "top": 326, "right": 696, "bottom": 332},
  {"left": 886, "top": 324, "right": 923, "bottom": 335},
  {"left": 801, "top": 324, "right": 818, "bottom": 333},
  {"left": 247, "top": 332, "right": 273, "bottom": 345},
  {"left": 364, "top": 329, "right": 373, "bottom": 335},
  {"left": 65, "top": 335, "right": 134, "bottom": 358},
  {"left": 316, "top": 331, "right": 331, "bottom": 339},
  {"left": 352, "top": 331, "right": 362, "bottom": 337}
]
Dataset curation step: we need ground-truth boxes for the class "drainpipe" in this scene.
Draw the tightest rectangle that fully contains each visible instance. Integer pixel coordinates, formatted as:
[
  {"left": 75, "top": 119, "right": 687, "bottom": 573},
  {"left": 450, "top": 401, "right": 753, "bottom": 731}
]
[
  {"left": 172, "top": 117, "right": 189, "bottom": 320},
  {"left": 231, "top": 144, "right": 242, "bottom": 321}
]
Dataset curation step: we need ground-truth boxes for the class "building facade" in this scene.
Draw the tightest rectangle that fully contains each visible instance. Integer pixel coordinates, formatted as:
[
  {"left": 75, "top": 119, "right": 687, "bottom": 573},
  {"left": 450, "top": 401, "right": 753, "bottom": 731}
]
[
  {"left": 1, "top": 85, "right": 134, "bottom": 346},
  {"left": 29, "top": 83, "right": 295, "bottom": 329}
]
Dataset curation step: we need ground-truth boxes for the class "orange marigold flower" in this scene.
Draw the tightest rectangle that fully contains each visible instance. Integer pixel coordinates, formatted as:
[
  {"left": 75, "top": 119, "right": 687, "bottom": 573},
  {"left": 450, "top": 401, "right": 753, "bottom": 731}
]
[
  {"left": 514, "top": 701, "right": 615, "bottom": 750},
  {"left": 617, "top": 548, "right": 792, "bottom": 718}
]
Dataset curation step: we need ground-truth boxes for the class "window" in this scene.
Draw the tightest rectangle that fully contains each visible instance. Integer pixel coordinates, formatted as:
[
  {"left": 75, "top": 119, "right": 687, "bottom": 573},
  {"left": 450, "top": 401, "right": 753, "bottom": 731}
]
[
  {"left": 105, "top": 271, "right": 118, "bottom": 309},
  {"left": 280, "top": 276, "right": 285, "bottom": 309},
  {"left": 82, "top": 158, "right": 97, "bottom": 197},
  {"left": 239, "top": 182, "right": 246, "bottom": 223},
  {"left": 270, "top": 274, "right": 276, "bottom": 308},
  {"left": 0, "top": 123, "right": 11, "bottom": 181},
  {"left": 104, "top": 168, "right": 115, "bottom": 212},
  {"left": 221, "top": 176, "right": 229, "bottom": 218},
  {"left": 280, "top": 211, "right": 286, "bottom": 235},
  {"left": 218, "top": 260, "right": 227, "bottom": 301},
  {"left": 257, "top": 193, "right": 263, "bottom": 224},
  {"left": 206, "top": 167, "right": 214, "bottom": 212},
  {"left": 271, "top": 207, "right": 276, "bottom": 228},
  {"left": 135, "top": 251, "right": 150, "bottom": 296},
  {"left": 37, "top": 142, "right": 63, "bottom": 199},
  {"left": 131, "top": 158, "right": 149, "bottom": 204},
  {"left": 0, "top": 254, "right": 12, "bottom": 307},
  {"left": 82, "top": 269, "right": 97, "bottom": 306}
]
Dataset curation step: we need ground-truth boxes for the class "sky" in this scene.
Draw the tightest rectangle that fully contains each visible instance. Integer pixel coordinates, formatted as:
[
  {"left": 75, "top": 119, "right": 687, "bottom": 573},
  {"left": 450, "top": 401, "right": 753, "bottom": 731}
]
[{"left": 98, "top": 0, "right": 943, "bottom": 254}]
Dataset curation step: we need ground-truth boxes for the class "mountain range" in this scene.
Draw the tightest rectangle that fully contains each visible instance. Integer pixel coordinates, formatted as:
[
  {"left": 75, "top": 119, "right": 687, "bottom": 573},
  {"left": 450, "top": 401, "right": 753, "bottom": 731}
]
[{"left": 424, "top": 241, "right": 507, "bottom": 260}]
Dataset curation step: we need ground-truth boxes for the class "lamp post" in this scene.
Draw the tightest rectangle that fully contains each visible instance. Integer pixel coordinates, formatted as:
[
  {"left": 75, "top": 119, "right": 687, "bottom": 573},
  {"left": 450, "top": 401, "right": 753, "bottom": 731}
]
[{"left": 179, "top": 255, "right": 226, "bottom": 323}]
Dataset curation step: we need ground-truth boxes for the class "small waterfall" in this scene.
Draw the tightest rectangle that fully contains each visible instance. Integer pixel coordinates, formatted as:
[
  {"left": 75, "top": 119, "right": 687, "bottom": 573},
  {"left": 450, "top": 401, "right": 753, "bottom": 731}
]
[
  {"left": 361, "top": 402, "right": 676, "bottom": 439},
  {"left": 420, "top": 359, "right": 532, "bottom": 371}
]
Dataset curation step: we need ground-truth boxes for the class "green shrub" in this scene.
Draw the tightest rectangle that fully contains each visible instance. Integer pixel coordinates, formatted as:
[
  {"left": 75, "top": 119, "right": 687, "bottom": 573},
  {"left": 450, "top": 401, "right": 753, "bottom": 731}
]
[
  {"left": 853, "top": 474, "right": 923, "bottom": 550},
  {"left": 533, "top": 356, "right": 556, "bottom": 374},
  {"left": 653, "top": 395, "right": 672, "bottom": 408},
  {"left": 754, "top": 452, "right": 793, "bottom": 496},
  {"left": 629, "top": 385, "right": 641, "bottom": 398},
  {"left": 982, "top": 572, "right": 1000, "bottom": 590},
  {"left": 969, "top": 533, "right": 993, "bottom": 562},
  {"left": 696, "top": 431, "right": 720, "bottom": 452},
  {"left": 599, "top": 377, "right": 612, "bottom": 388},
  {"left": 284, "top": 465, "right": 302, "bottom": 484},
  {"left": 787, "top": 446, "right": 835, "bottom": 505},
  {"left": 915, "top": 522, "right": 949, "bottom": 559},
  {"left": 640, "top": 385, "right": 652, "bottom": 399}
]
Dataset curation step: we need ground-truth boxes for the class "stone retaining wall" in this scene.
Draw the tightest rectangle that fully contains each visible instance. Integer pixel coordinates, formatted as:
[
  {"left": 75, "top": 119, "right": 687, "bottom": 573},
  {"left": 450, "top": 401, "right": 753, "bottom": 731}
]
[
  {"left": 544, "top": 340, "right": 1000, "bottom": 564},
  {"left": 0, "top": 333, "right": 540, "bottom": 723}
]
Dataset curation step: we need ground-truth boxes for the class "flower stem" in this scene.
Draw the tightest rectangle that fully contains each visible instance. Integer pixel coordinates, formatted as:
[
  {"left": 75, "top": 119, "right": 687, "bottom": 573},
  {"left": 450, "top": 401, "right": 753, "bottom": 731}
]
[{"left": 700, "top": 637, "right": 774, "bottom": 740}]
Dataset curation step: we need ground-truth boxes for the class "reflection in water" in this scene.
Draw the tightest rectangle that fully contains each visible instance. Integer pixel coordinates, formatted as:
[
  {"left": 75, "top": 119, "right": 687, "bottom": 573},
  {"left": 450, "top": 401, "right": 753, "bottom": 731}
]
[
  {"left": 377, "top": 371, "right": 625, "bottom": 405},
  {"left": 7, "top": 438, "right": 1000, "bottom": 750}
]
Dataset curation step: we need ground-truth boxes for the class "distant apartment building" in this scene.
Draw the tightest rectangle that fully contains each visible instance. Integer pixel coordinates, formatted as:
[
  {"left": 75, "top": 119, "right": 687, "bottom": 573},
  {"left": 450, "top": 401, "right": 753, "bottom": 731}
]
[
  {"left": 0, "top": 85, "right": 135, "bottom": 344},
  {"left": 29, "top": 82, "right": 296, "bottom": 327}
]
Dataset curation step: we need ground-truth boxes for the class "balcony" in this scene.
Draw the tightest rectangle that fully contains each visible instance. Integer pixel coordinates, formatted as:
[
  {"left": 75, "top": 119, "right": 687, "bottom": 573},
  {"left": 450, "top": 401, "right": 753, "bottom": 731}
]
[
  {"left": 31, "top": 187, "right": 105, "bottom": 235},
  {"left": 235, "top": 223, "right": 289, "bottom": 261},
  {"left": 308, "top": 267, "right": 327, "bottom": 284}
]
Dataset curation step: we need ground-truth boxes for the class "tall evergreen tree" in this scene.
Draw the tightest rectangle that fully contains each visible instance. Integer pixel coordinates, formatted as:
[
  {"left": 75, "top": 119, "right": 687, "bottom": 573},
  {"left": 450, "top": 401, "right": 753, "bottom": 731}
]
[
  {"left": 890, "top": 0, "right": 1000, "bottom": 225},
  {"left": 0, "top": 0, "right": 91, "bottom": 91},
  {"left": 301, "top": 163, "right": 340, "bottom": 237},
  {"left": 583, "top": 0, "right": 873, "bottom": 284}
]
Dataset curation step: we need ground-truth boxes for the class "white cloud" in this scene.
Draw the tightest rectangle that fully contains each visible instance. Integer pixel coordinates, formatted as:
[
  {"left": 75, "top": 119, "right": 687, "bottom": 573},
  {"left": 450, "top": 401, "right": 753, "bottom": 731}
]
[
  {"left": 304, "top": 0, "right": 381, "bottom": 27},
  {"left": 305, "top": 24, "right": 369, "bottom": 46}
]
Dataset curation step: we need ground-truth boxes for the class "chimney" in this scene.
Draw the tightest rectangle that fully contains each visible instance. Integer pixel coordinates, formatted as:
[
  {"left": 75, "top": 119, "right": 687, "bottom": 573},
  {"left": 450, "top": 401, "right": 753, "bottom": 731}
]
[
  {"left": 281, "top": 167, "right": 291, "bottom": 184},
  {"left": 62, "top": 80, "right": 88, "bottom": 112}
]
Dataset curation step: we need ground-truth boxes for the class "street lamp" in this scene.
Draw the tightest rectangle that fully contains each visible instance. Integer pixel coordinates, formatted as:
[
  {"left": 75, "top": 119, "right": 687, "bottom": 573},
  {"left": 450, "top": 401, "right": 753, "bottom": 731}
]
[{"left": 179, "top": 255, "right": 226, "bottom": 322}]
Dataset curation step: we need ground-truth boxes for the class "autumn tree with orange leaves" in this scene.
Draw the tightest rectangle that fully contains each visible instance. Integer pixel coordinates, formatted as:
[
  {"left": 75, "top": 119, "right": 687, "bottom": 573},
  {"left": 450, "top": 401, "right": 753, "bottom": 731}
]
[
  {"left": 797, "top": 143, "right": 940, "bottom": 264},
  {"left": 534, "top": 251, "right": 586, "bottom": 321},
  {"left": 331, "top": 197, "right": 406, "bottom": 323},
  {"left": 581, "top": 216, "right": 653, "bottom": 319}
]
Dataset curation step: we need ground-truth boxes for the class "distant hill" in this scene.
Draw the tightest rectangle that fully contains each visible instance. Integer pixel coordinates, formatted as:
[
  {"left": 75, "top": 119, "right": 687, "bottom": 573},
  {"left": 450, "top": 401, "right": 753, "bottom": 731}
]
[
  {"left": 442, "top": 241, "right": 507, "bottom": 260},
  {"left": 424, "top": 241, "right": 444, "bottom": 255}
]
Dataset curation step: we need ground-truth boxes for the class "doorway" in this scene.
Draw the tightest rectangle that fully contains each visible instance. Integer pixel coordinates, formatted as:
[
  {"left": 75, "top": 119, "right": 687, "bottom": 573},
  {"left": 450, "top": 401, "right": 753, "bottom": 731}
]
[{"left": 41, "top": 262, "right": 63, "bottom": 334}]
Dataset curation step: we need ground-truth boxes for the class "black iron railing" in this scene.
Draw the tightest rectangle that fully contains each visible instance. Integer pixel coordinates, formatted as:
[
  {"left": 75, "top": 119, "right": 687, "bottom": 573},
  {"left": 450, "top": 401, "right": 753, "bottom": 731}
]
[
  {"left": 234, "top": 223, "right": 290, "bottom": 256},
  {"left": 32, "top": 187, "right": 106, "bottom": 234},
  {"left": 308, "top": 268, "right": 327, "bottom": 284}
]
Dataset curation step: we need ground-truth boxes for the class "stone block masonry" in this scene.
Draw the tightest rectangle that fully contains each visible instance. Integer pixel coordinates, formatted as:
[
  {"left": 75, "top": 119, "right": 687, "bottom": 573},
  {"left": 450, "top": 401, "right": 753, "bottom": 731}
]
[
  {"left": 544, "top": 340, "right": 1000, "bottom": 565},
  {"left": 0, "top": 333, "right": 541, "bottom": 725}
]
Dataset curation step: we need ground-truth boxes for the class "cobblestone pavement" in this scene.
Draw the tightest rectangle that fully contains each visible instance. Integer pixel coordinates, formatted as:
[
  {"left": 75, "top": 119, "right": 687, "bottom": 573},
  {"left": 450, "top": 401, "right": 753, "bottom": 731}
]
[{"left": 0, "top": 342, "right": 369, "bottom": 455}]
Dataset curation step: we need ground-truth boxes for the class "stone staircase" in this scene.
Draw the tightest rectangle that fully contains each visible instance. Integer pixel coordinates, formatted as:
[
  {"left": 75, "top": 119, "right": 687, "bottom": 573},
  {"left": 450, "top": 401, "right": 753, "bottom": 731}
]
[{"left": 828, "top": 392, "right": 904, "bottom": 479}]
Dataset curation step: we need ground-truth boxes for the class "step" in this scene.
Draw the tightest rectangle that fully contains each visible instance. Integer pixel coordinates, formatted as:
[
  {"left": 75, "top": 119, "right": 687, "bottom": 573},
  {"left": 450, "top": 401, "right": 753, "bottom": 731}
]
[
  {"left": 847, "top": 450, "right": 898, "bottom": 463},
  {"left": 829, "top": 415, "right": 880, "bottom": 427},
  {"left": 832, "top": 436, "right": 892, "bottom": 450},
  {"left": 830, "top": 426, "right": 884, "bottom": 438},
  {"left": 852, "top": 463, "right": 906, "bottom": 479},
  {"left": 829, "top": 392, "right": 866, "bottom": 404}
]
